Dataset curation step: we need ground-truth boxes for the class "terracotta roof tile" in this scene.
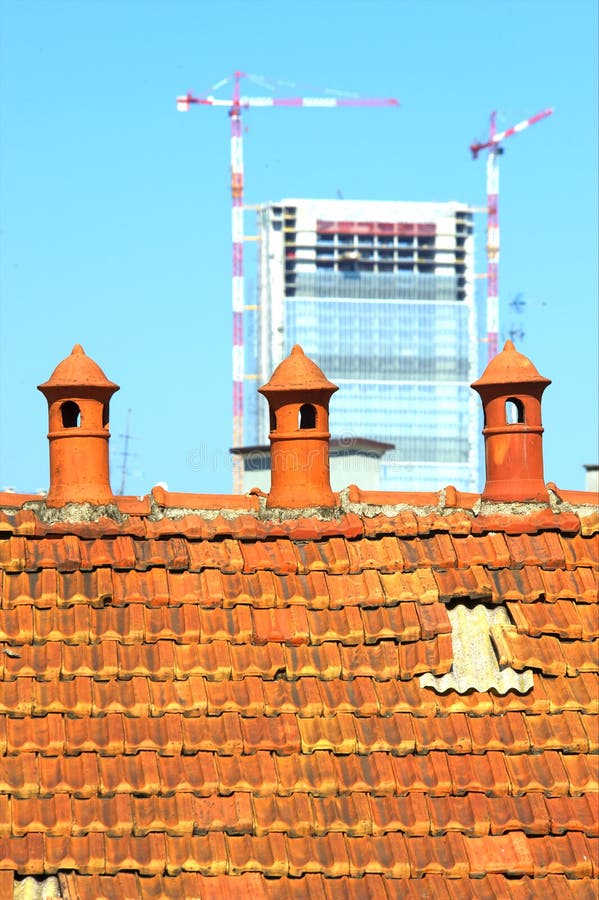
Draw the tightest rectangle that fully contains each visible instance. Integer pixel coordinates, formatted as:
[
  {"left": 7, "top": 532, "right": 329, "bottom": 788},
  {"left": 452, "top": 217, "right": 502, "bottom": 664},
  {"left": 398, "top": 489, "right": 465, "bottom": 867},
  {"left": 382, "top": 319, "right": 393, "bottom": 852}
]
[
  {"left": 345, "top": 833, "right": 410, "bottom": 877},
  {"left": 379, "top": 568, "right": 439, "bottom": 604},
  {"left": 253, "top": 793, "right": 314, "bottom": 837},
  {"left": 428, "top": 793, "right": 490, "bottom": 836},
  {"left": 327, "top": 752, "right": 392, "bottom": 796},
  {"left": 546, "top": 795, "right": 599, "bottom": 835},
  {"left": 0, "top": 500, "right": 596, "bottom": 892},
  {"left": 452, "top": 532, "right": 511, "bottom": 569}
]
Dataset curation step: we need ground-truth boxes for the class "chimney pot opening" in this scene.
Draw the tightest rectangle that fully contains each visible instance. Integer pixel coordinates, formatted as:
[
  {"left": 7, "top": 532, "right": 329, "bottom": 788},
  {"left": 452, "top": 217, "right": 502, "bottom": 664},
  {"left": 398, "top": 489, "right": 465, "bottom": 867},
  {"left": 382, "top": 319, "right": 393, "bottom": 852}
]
[
  {"left": 505, "top": 398, "right": 525, "bottom": 425},
  {"left": 299, "top": 403, "right": 316, "bottom": 430},
  {"left": 61, "top": 401, "right": 81, "bottom": 428}
]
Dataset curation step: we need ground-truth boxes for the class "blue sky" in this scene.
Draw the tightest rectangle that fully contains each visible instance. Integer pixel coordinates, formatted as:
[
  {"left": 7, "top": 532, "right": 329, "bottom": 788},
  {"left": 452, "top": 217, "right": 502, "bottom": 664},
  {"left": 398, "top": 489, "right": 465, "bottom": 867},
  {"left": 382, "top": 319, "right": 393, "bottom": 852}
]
[{"left": 0, "top": 0, "right": 597, "bottom": 495}]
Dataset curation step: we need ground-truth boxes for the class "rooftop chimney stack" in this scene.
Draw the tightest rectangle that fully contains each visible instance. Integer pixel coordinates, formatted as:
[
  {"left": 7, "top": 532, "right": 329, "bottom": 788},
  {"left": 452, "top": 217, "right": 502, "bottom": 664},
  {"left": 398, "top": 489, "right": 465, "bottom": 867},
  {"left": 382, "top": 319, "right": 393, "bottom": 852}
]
[
  {"left": 259, "top": 345, "right": 338, "bottom": 508},
  {"left": 472, "top": 340, "right": 551, "bottom": 502},
  {"left": 38, "top": 345, "right": 119, "bottom": 506}
]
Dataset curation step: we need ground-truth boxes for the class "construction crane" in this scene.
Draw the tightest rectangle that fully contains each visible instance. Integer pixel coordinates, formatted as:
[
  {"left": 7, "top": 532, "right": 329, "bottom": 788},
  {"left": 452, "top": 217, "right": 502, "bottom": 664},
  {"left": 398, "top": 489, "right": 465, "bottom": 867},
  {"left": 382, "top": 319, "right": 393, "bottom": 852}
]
[
  {"left": 177, "top": 71, "right": 399, "bottom": 492},
  {"left": 470, "top": 107, "right": 553, "bottom": 362}
]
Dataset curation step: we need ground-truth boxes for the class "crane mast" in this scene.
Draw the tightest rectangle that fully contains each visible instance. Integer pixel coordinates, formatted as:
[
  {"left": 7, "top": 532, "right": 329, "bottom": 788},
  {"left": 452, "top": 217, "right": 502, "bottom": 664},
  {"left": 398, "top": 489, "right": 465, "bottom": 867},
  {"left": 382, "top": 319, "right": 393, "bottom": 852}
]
[
  {"left": 177, "top": 72, "right": 398, "bottom": 491},
  {"left": 470, "top": 107, "right": 553, "bottom": 362}
]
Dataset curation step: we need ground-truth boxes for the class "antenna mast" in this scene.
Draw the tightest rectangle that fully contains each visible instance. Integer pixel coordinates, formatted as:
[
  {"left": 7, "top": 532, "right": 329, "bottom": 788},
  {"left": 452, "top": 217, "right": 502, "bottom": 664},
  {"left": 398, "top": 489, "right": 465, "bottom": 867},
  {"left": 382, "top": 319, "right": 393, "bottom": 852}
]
[
  {"left": 177, "top": 72, "right": 399, "bottom": 491},
  {"left": 470, "top": 107, "right": 553, "bottom": 362}
]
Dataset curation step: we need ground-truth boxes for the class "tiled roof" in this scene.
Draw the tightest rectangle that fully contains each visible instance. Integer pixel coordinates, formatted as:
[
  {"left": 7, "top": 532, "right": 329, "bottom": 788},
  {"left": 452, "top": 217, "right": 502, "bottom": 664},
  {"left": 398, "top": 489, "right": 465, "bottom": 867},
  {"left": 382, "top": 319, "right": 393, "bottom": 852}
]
[{"left": 0, "top": 489, "right": 597, "bottom": 898}]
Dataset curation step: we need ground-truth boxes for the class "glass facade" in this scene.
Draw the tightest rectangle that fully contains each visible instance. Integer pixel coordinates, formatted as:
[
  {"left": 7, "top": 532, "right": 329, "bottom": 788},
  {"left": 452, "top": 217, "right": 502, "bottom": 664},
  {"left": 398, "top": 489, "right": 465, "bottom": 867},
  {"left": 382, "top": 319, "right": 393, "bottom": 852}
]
[{"left": 254, "top": 200, "right": 479, "bottom": 492}]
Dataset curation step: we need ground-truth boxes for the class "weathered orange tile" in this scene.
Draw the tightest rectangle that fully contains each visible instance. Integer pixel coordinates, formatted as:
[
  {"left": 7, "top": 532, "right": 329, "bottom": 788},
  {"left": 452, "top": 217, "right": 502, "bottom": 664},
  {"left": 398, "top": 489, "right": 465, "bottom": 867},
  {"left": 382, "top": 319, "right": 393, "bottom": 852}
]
[
  {"left": 227, "top": 833, "right": 288, "bottom": 877},
  {"left": 173, "top": 640, "right": 232, "bottom": 680},
  {"left": 326, "top": 572, "right": 382, "bottom": 609},
  {"left": 273, "top": 572, "right": 329, "bottom": 609},
  {"left": 157, "top": 753, "right": 219, "bottom": 796},
  {"left": 149, "top": 676, "right": 207, "bottom": 716},
  {"left": 559, "top": 532, "right": 599, "bottom": 570},
  {"left": 504, "top": 750, "right": 569, "bottom": 796},
  {"left": 298, "top": 713, "right": 357, "bottom": 754},
  {"left": 200, "top": 606, "right": 253, "bottom": 643},
  {"left": 467, "top": 711, "right": 531, "bottom": 753},
  {"left": 340, "top": 641, "right": 398, "bottom": 680},
  {"left": 318, "top": 677, "right": 378, "bottom": 717},
  {"left": 217, "top": 750, "right": 277, "bottom": 796},
  {"left": 375, "top": 678, "right": 437, "bottom": 717},
  {"left": 369, "top": 793, "right": 430, "bottom": 836},
  {"left": 251, "top": 606, "right": 310, "bottom": 646},
  {"left": 390, "top": 750, "right": 452, "bottom": 797},
  {"left": 131, "top": 794, "right": 194, "bottom": 836},
  {"left": 408, "top": 832, "right": 471, "bottom": 877},
  {"left": 253, "top": 794, "right": 314, "bottom": 837},
  {"left": 65, "top": 713, "right": 125, "bottom": 756},
  {"left": 262, "top": 677, "right": 322, "bottom": 717},
  {"left": 241, "top": 539, "right": 297, "bottom": 575},
  {"left": 39, "top": 754, "right": 99, "bottom": 799},
  {"left": 307, "top": 607, "right": 364, "bottom": 645},
  {"left": 230, "top": 642, "right": 286, "bottom": 678},
  {"left": 491, "top": 626, "right": 567, "bottom": 676},
  {"left": 92, "top": 677, "right": 150, "bottom": 716},
  {"left": 507, "top": 598, "right": 584, "bottom": 640},
  {"left": 117, "top": 641, "right": 176, "bottom": 679},
  {"left": 486, "top": 794, "right": 550, "bottom": 836},
  {"left": 11, "top": 794, "right": 71, "bottom": 836},
  {"left": 0, "top": 606, "right": 34, "bottom": 642},
  {"left": 346, "top": 833, "right": 410, "bottom": 877},
  {"left": 43, "top": 833, "right": 106, "bottom": 875},
  {"left": 344, "top": 536, "right": 404, "bottom": 574},
  {"left": 294, "top": 538, "right": 350, "bottom": 575},
  {"left": 6, "top": 714, "right": 65, "bottom": 755},
  {"left": 205, "top": 677, "right": 265, "bottom": 717},
  {"left": 362, "top": 604, "right": 421, "bottom": 643},
  {"left": 34, "top": 677, "right": 93, "bottom": 717},
  {"left": 91, "top": 604, "right": 145, "bottom": 643},
  {"left": 99, "top": 752, "right": 160, "bottom": 796},
  {"left": 433, "top": 565, "right": 493, "bottom": 603},
  {"left": 182, "top": 712, "right": 243, "bottom": 755},
  {"left": 221, "top": 571, "right": 277, "bottom": 608},
  {"left": 400, "top": 633, "right": 453, "bottom": 679},
  {"left": 546, "top": 795, "right": 599, "bottom": 836},
  {"left": 560, "top": 753, "right": 599, "bottom": 794},
  {"left": 103, "top": 833, "right": 166, "bottom": 876},
  {"left": 287, "top": 834, "right": 350, "bottom": 877},
  {"left": 123, "top": 715, "right": 183, "bottom": 756},
  {"left": 71, "top": 795, "right": 133, "bottom": 836},
  {"left": 539, "top": 567, "right": 598, "bottom": 603},
  {"left": 451, "top": 532, "right": 511, "bottom": 569},
  {"left": 240, "top": 713, "right": 301, "bottom": 754},
  {"left": 334, "top": 753, "right": 396, "bottom": 796},
  {"left": 0, "top": 678, "right": 33, "bottom": 716},
  {"left": 524, "top": 711, "right": 590, "bottom": 753},
  {"left": 529, "top": 832, "right": 593, "bottom": 877},
  {"left": 143, "top": 605, "right": 201, "bottom": 644},
  {"left": 276, "top": 751, "right": 339, "bottom": 797},
  {"left": 3, "top": 641, "right": 62, "bottom": 680},
  {"left": 285, "top": 643, "right": 341, "bottom": 679},
  {"left": 446, "top": 752, "right": 510, "bottom": 797},
  {"left": 354, "top": 714, "right": 416, "bottom": 755},
  {"left": 379, "top": 569, "right": 439, "bottom": 604},
  {"left": 428, "top": 794, "right": 490, "bottom": 837},
  {"left": 464, "top": 832, "right": 533, "bottom": 876},
  {"left": 0, "top": 834, "right": 43, "bottom": 873}
]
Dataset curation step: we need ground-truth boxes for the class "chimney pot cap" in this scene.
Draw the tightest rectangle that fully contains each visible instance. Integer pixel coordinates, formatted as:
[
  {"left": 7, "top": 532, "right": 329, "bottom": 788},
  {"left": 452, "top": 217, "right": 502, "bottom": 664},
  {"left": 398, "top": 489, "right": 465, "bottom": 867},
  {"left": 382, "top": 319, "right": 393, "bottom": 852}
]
[
  {"left": 259, "top": 344, "right": 338, "bottom": 396},
  {"left": 38, "top": 345, "right": 119, "bottom": 394},
  {"left": 471, "top": 339, "right": 551, "bottom": 390}
]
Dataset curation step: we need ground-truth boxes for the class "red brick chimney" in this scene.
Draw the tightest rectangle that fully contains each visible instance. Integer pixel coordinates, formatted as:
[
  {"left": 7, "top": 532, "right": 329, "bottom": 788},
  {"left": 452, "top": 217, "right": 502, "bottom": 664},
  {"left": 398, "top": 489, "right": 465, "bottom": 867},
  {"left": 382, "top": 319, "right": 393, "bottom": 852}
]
[
  {"left": 259, "top": 345, "right": 338, "bottom": 508},
  {"left": 38, "top": 345, "right": 119, "bottom": 506},
  {"left": 472, "top": 339, "right": 551, "bottom": 502}
]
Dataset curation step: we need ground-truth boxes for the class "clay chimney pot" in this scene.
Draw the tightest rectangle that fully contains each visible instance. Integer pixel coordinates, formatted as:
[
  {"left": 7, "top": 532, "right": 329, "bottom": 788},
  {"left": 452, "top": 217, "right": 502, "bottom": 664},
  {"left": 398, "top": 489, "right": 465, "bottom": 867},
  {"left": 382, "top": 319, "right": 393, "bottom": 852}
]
[
  {"left": 38, "top": 345, "right": 119, "bottom": 506},
  {"left": 472, "top": 340, "right": 551, "bottom": 502},
  {"left": 259, "top": 345, "right": 338, "bottom": 508}
]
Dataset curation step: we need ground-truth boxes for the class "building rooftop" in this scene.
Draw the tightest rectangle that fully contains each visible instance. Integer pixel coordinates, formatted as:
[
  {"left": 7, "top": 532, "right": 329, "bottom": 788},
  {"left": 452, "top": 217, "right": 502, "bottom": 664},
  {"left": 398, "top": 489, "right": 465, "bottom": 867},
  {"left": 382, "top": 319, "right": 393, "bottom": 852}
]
[{"left": 0, "top": 342, "right": 597, "bottom": 898}]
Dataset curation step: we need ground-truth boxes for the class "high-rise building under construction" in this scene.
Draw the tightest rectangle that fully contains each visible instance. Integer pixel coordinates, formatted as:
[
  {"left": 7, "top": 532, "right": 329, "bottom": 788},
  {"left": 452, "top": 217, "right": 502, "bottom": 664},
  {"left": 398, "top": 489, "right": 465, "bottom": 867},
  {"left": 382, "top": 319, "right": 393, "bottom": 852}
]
[{"left": 251, "top": 198, "right": 479, "bottom": 492}]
